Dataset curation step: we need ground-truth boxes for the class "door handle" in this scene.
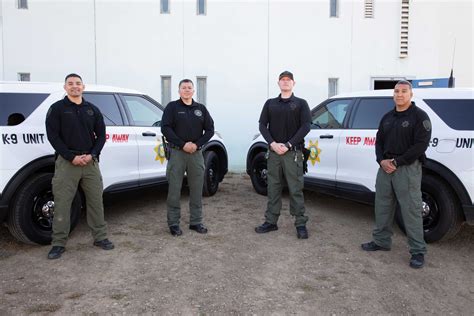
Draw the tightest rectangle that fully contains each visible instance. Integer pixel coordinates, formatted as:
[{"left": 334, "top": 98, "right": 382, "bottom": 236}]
[
  {"left": 320, "top": 135, "right": 334, "bottom": 139},
  {"left": 142, "top": 132, "right": 156, "bottom": 137}
]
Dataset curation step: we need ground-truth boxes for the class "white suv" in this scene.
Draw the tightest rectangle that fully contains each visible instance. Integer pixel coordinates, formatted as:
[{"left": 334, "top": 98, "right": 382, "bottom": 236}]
[
  {"left": 0, "top": 82, "right": 228, "bottom": 244},
  {"left": 247, "top": 88, "right": 473, "bottom": 242}
]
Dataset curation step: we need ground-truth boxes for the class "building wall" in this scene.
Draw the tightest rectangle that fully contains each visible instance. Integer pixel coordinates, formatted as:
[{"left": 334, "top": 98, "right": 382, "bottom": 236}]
[
  {"left": 2, "top": 0, "right": 96, "bottom": 82},
  {"left": 1, "top": 0, "right": 472, "bottom": 170}
]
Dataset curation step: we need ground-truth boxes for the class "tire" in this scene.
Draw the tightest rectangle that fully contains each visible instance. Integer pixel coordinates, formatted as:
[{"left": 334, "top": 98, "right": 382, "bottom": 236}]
[
  {"left": 395, "top": 174, "right": 463, "bottom": 243},
  {"left": 203, "top": 151, "right": 220, "bottom": 197},
  {"left": 250, "top": 152, "right": 268, "bottom": 196},
  {"left": 7, "top": 173, "right": 82, "bottom": 245}
]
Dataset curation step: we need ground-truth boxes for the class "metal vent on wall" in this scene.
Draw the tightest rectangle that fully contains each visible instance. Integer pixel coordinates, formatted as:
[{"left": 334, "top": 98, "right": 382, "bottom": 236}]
[
  {"left": 364, "top": 0, "right": 374, "bottom": 18},
  {"left": 400, "top": 0, "right": 409, "bottom": 58},
  {"left": 18, "top": 73, "right": 31, "bottom": 81}
]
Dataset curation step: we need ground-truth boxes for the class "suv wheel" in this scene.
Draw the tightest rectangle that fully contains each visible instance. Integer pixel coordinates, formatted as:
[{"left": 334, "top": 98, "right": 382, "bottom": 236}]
[
  {"left": 250, "top": 152, "right": 268, "bottom": 196},
  {"left": 7, "top": 173, "right": 82, "bottom": 245},
  {"left": 395, "top": 174, "right": 463, "bottom": 243},
  {"left": 203, "top": 151, "right": 220, "bottom": 197}
]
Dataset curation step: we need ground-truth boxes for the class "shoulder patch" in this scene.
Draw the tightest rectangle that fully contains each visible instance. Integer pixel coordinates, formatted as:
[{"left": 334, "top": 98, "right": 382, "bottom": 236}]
[{"left": 423, "top": 120, "right": 431, "bottom": 131}]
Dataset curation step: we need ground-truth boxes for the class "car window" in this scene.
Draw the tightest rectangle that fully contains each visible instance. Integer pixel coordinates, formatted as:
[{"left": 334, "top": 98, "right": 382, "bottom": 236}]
[
  {"left": 0, "top": 93, "right": 49, "bottom": 126},
  {"left": 311, "top": 99, "right": 351, "bottom": 129},
  {"left": 351, "top": 98, "right": 394, "bottom": 129},
  {"left": 83, "top": 93, "right": 124, "bottom": 126},
  {"left": 122, "top": 95, "right": 163, "bottom": 127},
  {"left": 424, "top": 99, "right": 474, "bottom": 131}
]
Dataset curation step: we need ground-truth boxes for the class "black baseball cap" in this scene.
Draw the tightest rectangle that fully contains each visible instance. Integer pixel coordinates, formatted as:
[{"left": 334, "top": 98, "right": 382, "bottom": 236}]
[{"left": 279, "top": 71, "right": 294, "bottom": 81}]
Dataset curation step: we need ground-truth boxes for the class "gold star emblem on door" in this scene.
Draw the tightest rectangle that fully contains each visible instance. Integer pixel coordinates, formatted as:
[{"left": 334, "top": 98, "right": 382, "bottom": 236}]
[
  {"left": 154, "top": 141, "right": 166, "bottom": 164},
  {"left": 307, "top": 140, "right": 322, "bottom": 166}
]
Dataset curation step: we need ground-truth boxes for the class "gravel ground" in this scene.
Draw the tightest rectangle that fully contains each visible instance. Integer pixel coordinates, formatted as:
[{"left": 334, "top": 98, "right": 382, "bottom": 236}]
[{"left": 1, "top": 173, "right": 473, "bottom": 315}]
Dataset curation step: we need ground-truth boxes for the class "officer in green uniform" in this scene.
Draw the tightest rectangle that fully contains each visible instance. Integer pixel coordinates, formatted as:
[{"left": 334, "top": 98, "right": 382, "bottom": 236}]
[
  {"left": 45, "top": 73, "right": 114, "bottom": 260},
  {"left": 361, "top": 80, "right": 431, "bottom": 269},
  {"left": 161, "top": 79, "right": 214, "bottom": 236},
  {"left": 255, "top": 71, "right": 311, "bottom": 239}
]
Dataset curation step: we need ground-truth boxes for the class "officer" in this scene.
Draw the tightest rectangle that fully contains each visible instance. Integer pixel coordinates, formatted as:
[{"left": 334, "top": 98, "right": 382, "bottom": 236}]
[
  {"left": 361, "top": 80, "right": 431, "bottom": 269},
  {"left": 161, "top": 79, "right": 214, "bottom": 236},
  {"left": 255, "top": 71, "right": 311, "bottom": 239},
  {"left": 45, "top": 73, "right": 114, "bottom": 259}
]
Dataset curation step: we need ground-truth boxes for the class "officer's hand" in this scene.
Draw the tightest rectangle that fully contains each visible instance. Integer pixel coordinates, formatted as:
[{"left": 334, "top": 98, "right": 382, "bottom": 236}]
[
  {"left": 380, "top": 159, "right": 396, "bottom": 174},
  {"left": 270, "top": 142, "right": 284, "bottom": 155},
  {"left": 72, "top": 155, "right": 86, "bottom": 166},
  {"left": 183, "top": 142, "right": 196, "bottom": 153},
  {"left": 279, "top": 144, "right": 289, "bottom": 155},
  {"left": 276, "top": 143, "right": 288, "bottom": 155},
  {"left": 78, "top": 155, "right": 89, "bottom": 166},
  {"left": 83, "top": 154, "right": 93, "bottom": 164},
  {"left": 189, "top": 143, "right": 198, "bottom": 153},
  {"left": 182, "top": 142, "right": 192, "bottom": 153}
]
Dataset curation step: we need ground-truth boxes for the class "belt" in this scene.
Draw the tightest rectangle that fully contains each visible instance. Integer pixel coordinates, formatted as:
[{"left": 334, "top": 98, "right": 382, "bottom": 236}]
[
  {"left": 269, "top": 145, "right": 303, "bottom": 152},
  {"left": 70, "top": 150, "right": 91, "bottom": 155},
  {"left": 383, "top": 153, "right": 401, "bottom": 159},
  {"left": 168, "top": 144, "right": 202, "bottom": 151},
  {"left": 168, "top": 143, "right": 181, "bottom": 150},
  {"left": 289, "top": 146, "right": 303, "bottom": 151}
]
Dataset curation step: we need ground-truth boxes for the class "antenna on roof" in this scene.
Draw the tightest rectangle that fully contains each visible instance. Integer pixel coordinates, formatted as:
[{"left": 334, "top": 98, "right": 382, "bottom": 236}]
[{"left": 448, "top": 38, "right": 456, "bottom": 88}]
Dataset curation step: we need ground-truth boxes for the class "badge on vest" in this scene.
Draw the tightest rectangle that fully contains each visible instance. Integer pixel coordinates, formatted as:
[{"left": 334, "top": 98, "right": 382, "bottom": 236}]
[
  {"left": 194, "top": 109, "right": 203, "bottom": 117},
  {"left": 87, "top": 109, "right": 94, "bottom": 116},
  {"left": 402, "top": 121, "right": 410, "bottom": 128}
]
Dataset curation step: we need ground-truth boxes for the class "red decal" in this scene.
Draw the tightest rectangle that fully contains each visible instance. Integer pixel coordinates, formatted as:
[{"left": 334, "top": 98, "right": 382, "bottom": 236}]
[
  {"left": 363, "top": 137, "right": 376, "bottom": 146},
  {"left": 346, "top": 136, "right": 361, "bottom": 145},
  {"left": 112, "top": 134, "right": 129, "bottom": 143}
]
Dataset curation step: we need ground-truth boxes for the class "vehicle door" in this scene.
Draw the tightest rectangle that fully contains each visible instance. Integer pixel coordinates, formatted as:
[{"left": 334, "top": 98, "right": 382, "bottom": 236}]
[
  {"left": 120, "top": 94, "right": 167, "bottom": 184},
  {"left": 83, "top": 92, "right": 139, "bottom": 190},
  {"left": 337, "top": 97, "right": 394, "bottom": 192},
  {"left": 421, "top": 97, "right": 474, "bottom": 198},
  {"left": 305, "top": 99, "right": 353, "bottom": 188}
]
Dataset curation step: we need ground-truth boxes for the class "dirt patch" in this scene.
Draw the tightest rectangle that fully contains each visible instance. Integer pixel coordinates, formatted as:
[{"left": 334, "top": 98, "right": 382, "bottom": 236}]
[
  {"left": 1, "top": 174, "right": 473, "bottom": 314},
  {"left": 26, "top": 303, "right": 62, "bottom": 314},
  {"left": 65, "top": 292, "right": 84, "bottom": 300}
]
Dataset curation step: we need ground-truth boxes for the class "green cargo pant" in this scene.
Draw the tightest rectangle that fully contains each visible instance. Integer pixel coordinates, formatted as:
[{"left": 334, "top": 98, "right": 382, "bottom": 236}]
[
  {"left": 372, "top": 160, "right": 427, "bottom": 255},
  {"left": 265, "top": 150, "right": 308, "bottom": 227},
  {"left": 166, "top": 148, "right": 205, "bottom": 227},
  {"left": 51, "top": 156, "right": 108, "bottom": 247}
]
